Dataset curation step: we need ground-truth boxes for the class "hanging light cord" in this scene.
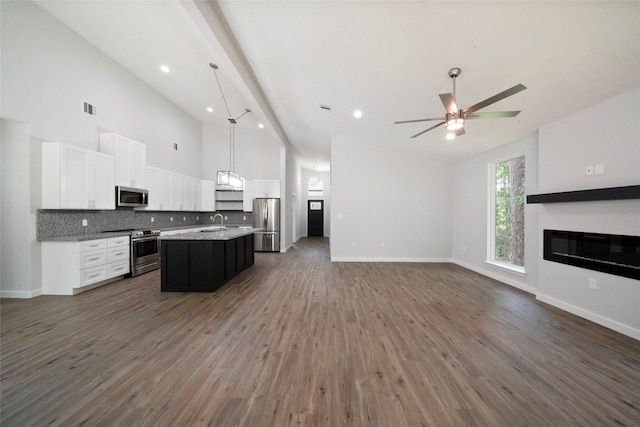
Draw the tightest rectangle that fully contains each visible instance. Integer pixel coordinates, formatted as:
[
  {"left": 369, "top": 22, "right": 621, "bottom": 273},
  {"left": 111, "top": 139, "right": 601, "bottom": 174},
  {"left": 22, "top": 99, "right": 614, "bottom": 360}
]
[{"left": 209, "top": 62, "right": 251, "bottom": 174}]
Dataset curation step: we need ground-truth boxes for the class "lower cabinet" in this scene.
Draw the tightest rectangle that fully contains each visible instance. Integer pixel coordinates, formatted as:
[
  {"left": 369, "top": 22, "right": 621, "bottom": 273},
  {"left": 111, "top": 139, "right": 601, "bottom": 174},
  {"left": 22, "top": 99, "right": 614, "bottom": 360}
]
[
  {"left": 42, "top": 236, "right": 130, "bottom": 295},
  {"left": 161, "top": 234, "right": 255, "bottom": 292}
]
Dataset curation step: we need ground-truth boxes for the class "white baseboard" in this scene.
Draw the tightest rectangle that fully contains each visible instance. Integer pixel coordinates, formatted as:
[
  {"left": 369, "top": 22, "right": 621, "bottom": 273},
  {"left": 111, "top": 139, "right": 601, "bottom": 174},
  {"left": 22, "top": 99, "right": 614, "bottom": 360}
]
[
  {"left": 536, "top": 293, "right": 640, "bottom": 341},
  {"left": 0, "top": 288, "right": 43, "bottom": 299},
  {"left": 331, "top": 257, "right": 452, "bottom": 263},
  {"left": 452, "top": 259, "right": 537, "bottom": 295}
]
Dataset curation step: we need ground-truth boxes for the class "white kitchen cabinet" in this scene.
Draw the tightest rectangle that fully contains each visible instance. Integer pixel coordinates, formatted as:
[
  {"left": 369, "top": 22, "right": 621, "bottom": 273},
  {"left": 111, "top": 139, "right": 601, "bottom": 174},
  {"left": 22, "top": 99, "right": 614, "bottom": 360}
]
[
  {"left": 184, "top": 176, "right": 201, "bottom": 211},
  {"left": 42, "top": 142, "right": 115, "bottom": 210},
  {"left": 170, "top": 173, "right": 184, "bottom": 210},
  {"left": 42, "top": 235, "right": 130, "bottom": 295},
  {"left": 145, "top": 166, "right": 172, "bottom": 211},
  {"left": 100, "top": 133, "right": 146, "bottom": 189},
  {"left": 243, "top": 180, "right": 280, "bottom": 211},
  {"left": 201, "top": 180, "right": 216, "bottom": 211}
]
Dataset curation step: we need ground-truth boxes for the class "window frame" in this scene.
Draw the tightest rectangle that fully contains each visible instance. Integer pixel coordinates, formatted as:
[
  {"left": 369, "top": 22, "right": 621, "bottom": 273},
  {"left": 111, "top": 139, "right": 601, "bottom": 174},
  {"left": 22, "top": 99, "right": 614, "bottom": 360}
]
[{"left": 486, "top": 152, "right": 526, "bottom": 276}]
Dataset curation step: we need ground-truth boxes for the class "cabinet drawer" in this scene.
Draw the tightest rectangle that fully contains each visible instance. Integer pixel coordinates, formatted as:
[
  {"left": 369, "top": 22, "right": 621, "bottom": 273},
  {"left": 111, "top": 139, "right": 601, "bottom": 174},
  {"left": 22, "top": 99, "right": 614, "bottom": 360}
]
[
  {"left": 108, "top": 246, "right": 130, "bottom": 263},
  {"left": 108, "top": 236, "right": 130, "bottom": 247},
  {"left": 78, "top": 265, "right": 107, "bottom": 287},
  {"left": 79, "top": 239, "right": 107, "bottom": 252},
  {"left": 108, "top": 260, "right": 130, "bottom": 278},
  {"left": 79, "top": 249, "right": 107, "bottom": 269}
]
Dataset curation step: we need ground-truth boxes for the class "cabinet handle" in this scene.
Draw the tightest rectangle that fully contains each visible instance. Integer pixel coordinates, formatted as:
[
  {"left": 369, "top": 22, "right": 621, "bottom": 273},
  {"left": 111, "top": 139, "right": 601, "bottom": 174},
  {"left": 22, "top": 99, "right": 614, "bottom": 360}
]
[
  {"left": 88, "top": 257, "right": 100, "bottom": 261},
  {"left": 88, "top": 273, "right": 100, "bottom": 279},
  {"left": 114, "top": 267, "right": 124, "bottom": 271}
]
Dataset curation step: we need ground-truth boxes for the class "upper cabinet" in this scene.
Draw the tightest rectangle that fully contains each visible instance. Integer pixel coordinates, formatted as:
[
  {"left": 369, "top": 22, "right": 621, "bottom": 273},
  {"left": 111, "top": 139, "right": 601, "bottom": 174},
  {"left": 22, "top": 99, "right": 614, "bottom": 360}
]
[
  {"left": 42, "top": 142, "right": 115, "bottom": 210},
  {"left": 99, "top": 133, "right": 147, "bottom": 189},
  {"left": 200, "top": 180, "right": 216, "bottom": 212},
  {"left": 244, "top": 180, "right": 280, "bottom": 212}
]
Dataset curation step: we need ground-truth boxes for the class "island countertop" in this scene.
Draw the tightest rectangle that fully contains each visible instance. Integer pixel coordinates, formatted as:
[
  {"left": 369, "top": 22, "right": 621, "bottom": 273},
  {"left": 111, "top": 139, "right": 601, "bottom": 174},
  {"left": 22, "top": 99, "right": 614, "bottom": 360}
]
[{"left": 159, "top": 226, "right": 263, "bottom": 241}]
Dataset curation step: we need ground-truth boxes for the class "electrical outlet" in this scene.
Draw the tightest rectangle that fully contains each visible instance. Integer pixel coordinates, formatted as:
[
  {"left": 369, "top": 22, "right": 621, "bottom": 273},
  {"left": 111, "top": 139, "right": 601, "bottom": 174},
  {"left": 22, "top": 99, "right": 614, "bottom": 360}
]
[
  {"left": 170, "top": 216, "right": 174, "bottom": 222},
  {"left": 463, "top": 244, "right": 467, "bottom": 251},
  {"left": 352, "top": 241, "right": 356, "bottom": 247},
  {"left": 183, "top": 216, "right": 186, "bottom": 221},
  {"left": 595, "top": 164, "right": 604, "bottom": 175},
  {"left": 380, "top": 242, "right": 385, "bottom": 247},
  {"left": 589, "top": 278, "right": 597, "bottom": 290},
  {"left": 224, "top": 216, "right": 228, "bottom": 220},
  {"left": 210, "top": 216, "right": 213, "bottom": 220},
  {"left": 586, "top": 165, "right": 594, "bottom": 176},
  {"left": 196, "top": 216, "right": 199, "bottom": 221},
  {"left": 151, "top": 217, "right": 154, "bottom": 223},
  {"left": 82, "top": 219, "right": 88, "bottom": 227},
  {"left": 243, "top": 215, "right": 246, "bottom": 220}
]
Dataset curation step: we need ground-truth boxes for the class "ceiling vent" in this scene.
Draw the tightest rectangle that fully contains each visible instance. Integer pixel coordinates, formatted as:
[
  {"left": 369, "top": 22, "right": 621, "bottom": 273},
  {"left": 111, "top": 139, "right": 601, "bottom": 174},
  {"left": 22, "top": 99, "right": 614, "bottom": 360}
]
[{"left": 320, "top": 104, "right": 332, "bottom": 112}]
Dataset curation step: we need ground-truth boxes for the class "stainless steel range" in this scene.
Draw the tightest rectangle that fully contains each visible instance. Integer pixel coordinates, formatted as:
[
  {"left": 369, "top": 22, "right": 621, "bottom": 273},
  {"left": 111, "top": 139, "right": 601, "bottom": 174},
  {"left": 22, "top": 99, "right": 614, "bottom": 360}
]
[{"left": 130, "top": 229, "right": 161, "bottom": 277}]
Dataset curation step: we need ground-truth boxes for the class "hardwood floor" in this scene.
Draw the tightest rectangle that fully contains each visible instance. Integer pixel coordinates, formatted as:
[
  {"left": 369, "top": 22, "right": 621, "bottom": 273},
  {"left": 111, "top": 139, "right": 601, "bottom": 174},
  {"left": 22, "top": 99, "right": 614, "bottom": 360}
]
[{"left": 1, "top": 237, "right": 639, "bottom": 426}]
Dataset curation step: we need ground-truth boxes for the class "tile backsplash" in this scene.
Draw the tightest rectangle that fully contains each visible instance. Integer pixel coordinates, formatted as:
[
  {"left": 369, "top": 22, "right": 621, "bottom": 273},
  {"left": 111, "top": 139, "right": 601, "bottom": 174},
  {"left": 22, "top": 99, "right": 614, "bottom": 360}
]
[{"left": 37, "top": 209, "right": 253, "bottom": 239}]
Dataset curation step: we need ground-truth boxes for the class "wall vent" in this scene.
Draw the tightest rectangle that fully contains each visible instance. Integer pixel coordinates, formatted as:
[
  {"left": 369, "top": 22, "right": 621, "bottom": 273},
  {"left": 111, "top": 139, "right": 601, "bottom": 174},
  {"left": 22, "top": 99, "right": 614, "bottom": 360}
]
[
  {"left": 83, "top": 101, "right": 98, "bottom": 116},
  {"left": 320, "top": 104, "right": 332, "bottom": 112}
]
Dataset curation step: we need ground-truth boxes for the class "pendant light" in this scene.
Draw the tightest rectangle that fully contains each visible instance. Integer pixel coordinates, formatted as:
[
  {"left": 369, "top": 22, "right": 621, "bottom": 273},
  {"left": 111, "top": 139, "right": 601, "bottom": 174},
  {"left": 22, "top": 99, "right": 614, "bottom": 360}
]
[{"left": 209, "top": 62, "right": 251, "bottom": 190}]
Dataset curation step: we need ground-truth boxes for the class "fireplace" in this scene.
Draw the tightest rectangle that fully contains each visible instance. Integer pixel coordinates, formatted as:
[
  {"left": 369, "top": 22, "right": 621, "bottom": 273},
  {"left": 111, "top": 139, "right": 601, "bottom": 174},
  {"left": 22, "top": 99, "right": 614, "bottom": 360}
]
[{"left": 543, "top": 230, "right": 640, "bottom": 280}]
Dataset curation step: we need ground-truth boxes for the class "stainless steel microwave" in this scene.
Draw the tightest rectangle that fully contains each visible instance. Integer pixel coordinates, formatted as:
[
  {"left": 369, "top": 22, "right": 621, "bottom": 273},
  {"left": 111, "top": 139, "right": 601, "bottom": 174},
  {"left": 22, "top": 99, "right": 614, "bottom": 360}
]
[{"left": 116, "top": 186, "right": 148, "bottom": 208}]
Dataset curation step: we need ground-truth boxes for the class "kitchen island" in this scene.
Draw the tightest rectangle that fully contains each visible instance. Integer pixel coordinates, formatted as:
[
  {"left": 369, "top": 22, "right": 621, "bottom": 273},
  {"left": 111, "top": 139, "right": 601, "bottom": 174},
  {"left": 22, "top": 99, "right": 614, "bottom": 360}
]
[{"left": 160, "top": 226, "right": 261, "bottom": 292}]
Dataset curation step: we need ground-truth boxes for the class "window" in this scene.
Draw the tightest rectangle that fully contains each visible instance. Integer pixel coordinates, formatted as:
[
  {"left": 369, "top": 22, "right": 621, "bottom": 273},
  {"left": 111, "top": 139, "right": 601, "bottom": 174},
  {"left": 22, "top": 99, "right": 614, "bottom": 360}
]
[{"left": 488, "top": 154, "right": 525, "bottom": 273}]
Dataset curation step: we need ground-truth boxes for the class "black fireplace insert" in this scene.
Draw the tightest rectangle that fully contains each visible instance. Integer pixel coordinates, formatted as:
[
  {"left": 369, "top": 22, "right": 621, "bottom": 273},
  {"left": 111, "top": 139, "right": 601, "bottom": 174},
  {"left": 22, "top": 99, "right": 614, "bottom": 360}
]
[{"left": 543, "top": 230, "right": 640, "bottom": 280}]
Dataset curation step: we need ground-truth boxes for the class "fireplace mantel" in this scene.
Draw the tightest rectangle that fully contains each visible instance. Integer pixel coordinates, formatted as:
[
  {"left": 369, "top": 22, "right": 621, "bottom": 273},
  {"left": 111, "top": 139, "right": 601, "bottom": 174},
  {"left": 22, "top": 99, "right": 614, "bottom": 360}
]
[{"left": 527, "top": 185, "right": 640, "bottom": 204}]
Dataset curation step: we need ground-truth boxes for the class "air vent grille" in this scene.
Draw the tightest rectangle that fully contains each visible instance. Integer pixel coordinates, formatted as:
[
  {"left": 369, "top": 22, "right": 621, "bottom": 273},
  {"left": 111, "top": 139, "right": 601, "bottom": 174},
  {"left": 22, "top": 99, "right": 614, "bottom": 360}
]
[{"left": 83, "top": 101, "right": 98, "bottom": 116}]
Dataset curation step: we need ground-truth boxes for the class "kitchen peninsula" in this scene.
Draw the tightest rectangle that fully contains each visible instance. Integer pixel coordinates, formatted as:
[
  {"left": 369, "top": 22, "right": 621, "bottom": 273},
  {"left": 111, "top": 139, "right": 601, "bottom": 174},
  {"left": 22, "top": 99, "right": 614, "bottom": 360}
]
[{"left": 160, "top": 226, "right": 261, "bottom": 292}]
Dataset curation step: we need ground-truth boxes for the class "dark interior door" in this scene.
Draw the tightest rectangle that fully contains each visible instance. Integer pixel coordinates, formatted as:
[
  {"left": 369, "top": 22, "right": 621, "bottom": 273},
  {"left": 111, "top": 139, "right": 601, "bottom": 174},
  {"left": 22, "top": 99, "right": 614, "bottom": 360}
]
[{"left": 308, "top": 200, "right": 324, "bottom": 237}]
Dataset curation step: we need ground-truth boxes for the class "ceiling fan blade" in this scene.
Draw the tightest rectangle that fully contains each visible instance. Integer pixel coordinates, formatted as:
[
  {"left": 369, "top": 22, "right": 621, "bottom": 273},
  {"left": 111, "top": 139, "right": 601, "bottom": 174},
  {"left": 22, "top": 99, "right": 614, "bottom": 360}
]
[
  {"left": 466, "top": 111, "right": 521, "bottom": 119},
  {"left": 410, "top": 121, "right": 445, "bottom": 138},
  {"left": 439, "top": 93, "right": 458, "bottom": 114},
  {"left": 394, "top": 117, "right": 444, "bottom": 125},
  {"left": 462, "top": 84, "right": 526, "bottom": 115}
]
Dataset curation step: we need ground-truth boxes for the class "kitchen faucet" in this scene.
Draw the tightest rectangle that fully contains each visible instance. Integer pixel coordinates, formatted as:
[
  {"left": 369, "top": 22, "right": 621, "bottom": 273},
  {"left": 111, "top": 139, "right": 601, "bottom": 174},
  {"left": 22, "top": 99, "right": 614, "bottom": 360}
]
[{"left": 212, "top": 213, "right": 224, "bottom": 226}]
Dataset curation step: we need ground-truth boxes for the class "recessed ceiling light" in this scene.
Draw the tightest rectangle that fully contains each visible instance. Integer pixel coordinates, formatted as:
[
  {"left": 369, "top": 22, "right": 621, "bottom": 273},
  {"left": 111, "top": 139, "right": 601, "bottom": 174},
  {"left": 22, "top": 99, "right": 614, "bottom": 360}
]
[
  {"left": 160, "top": 65, "right": 170, "bottom": 73},
  {"left": 353, "top": 110, "right": 363, "bottom": 118},
  {"left": 206, "top": 107, "right": 214, "bottom": 113},
  {"left": 258, "top": 123, "right": 264, "bottom": 128}
]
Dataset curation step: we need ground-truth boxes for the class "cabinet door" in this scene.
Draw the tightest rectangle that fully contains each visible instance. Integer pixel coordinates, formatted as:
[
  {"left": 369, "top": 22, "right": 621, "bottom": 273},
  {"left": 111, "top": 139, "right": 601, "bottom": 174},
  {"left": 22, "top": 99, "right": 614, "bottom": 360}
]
[
  {"left": 145, "top": 167, "right": 161, "bottom": 210},
  {"left": 93, "top": 153, "right": 115, "bottom": 209},
  {"left": 266, "top": 180, "right": 281, "bottom": 198},
  {"left": 130, "top": 141, "right": 146, "bottom": 188},
  {"left": 61, "top": 145, "right": 91, "bottom": 209},
  {"left": 200, "top": 180, "right": 216, "bottom": 211},
  {"left": 243, "top": 181, "right": 254, "bottom": 212},
  {"left": 158, "top": 169, "right": 172, "bottom": 210},
  {"left": 170, "top": 173, "right": 184, "bottom": 210},
  {"left": 113, "top": 136, "right": 132, "bottom": 188}
]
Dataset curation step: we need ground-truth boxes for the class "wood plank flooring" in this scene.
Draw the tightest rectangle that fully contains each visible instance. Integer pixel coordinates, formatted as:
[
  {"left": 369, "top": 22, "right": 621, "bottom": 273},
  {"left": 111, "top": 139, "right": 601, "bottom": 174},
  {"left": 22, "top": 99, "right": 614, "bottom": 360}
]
[{"left": 1, "top": 237, "right": 639, "bottom": 426}]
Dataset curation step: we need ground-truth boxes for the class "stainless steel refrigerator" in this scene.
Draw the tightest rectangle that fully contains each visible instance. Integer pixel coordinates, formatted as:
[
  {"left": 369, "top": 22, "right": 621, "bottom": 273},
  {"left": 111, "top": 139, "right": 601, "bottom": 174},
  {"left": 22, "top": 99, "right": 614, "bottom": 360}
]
[{"left": 253, "top": 198, "right": 280, "bottom": 252}]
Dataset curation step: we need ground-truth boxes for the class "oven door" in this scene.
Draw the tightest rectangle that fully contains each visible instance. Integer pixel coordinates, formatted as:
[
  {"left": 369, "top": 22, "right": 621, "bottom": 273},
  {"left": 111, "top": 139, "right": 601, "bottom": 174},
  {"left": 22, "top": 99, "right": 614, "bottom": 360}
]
[{"left": 131, "top": 235, "right": 160, "bottom": 271}]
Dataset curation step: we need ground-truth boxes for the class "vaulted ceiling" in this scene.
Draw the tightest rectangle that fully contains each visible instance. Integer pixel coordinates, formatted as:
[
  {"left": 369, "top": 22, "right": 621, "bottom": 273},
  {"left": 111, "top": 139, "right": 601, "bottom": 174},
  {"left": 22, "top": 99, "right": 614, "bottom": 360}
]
[{"left": 37, "top": 1, "right": 640, "bottom": 170}]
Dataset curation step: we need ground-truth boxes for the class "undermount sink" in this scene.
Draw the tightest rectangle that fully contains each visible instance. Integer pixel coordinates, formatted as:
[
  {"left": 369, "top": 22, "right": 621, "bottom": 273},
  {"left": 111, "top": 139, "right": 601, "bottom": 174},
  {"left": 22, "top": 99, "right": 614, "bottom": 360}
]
[{"left": 200, "top": 226, "right": 227, "bottom": 232}]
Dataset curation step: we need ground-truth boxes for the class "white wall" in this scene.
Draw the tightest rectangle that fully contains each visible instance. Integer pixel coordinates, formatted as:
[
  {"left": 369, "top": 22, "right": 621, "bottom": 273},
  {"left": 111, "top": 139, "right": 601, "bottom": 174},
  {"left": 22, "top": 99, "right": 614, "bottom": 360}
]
[
  {"left": 451, "top": 134, "right": 539, "bottom": 293},
  {"left": 1, "top": 0, "right": 203, "bottom": 176},
  {"left": 201, "top": 123, "right": 280, "bottom": 181},
  {"left": 330, "top": 136, "right": 452, "bottom": 261},
  {"left": 535, "top": 87, "right": 640, "bottom": 339}
]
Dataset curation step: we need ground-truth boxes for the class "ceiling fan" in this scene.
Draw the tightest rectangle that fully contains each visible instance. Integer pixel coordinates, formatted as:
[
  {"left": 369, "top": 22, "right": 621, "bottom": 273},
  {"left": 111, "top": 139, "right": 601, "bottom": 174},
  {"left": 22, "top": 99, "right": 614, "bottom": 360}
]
[{"left": 395, "top": 68, "right": 526, "bottom": 139}]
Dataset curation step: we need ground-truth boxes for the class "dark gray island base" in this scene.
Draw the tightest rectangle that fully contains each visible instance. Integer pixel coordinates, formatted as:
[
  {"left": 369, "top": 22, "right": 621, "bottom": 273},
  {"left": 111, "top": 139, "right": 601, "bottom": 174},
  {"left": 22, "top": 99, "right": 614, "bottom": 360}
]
[{"left": 160, "top": 227, "right": 260, "bottom": 292}]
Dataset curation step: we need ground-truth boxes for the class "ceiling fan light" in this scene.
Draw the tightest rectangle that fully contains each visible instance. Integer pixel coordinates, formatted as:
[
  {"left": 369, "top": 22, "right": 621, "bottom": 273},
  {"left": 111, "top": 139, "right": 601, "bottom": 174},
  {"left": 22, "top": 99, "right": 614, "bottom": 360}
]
[
  {"left": 446, "top": 117, "right": 464, "bottom": 131},
  {"left": 446, "top": 132, "right": 456, "bottom": 140}
]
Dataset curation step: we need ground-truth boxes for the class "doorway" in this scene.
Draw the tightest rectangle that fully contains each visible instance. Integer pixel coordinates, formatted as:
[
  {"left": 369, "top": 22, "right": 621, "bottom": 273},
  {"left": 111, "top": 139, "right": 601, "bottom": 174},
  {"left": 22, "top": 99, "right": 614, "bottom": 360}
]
[{"left": 307, "top": 200, "right": 324, "bottom": 237}]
